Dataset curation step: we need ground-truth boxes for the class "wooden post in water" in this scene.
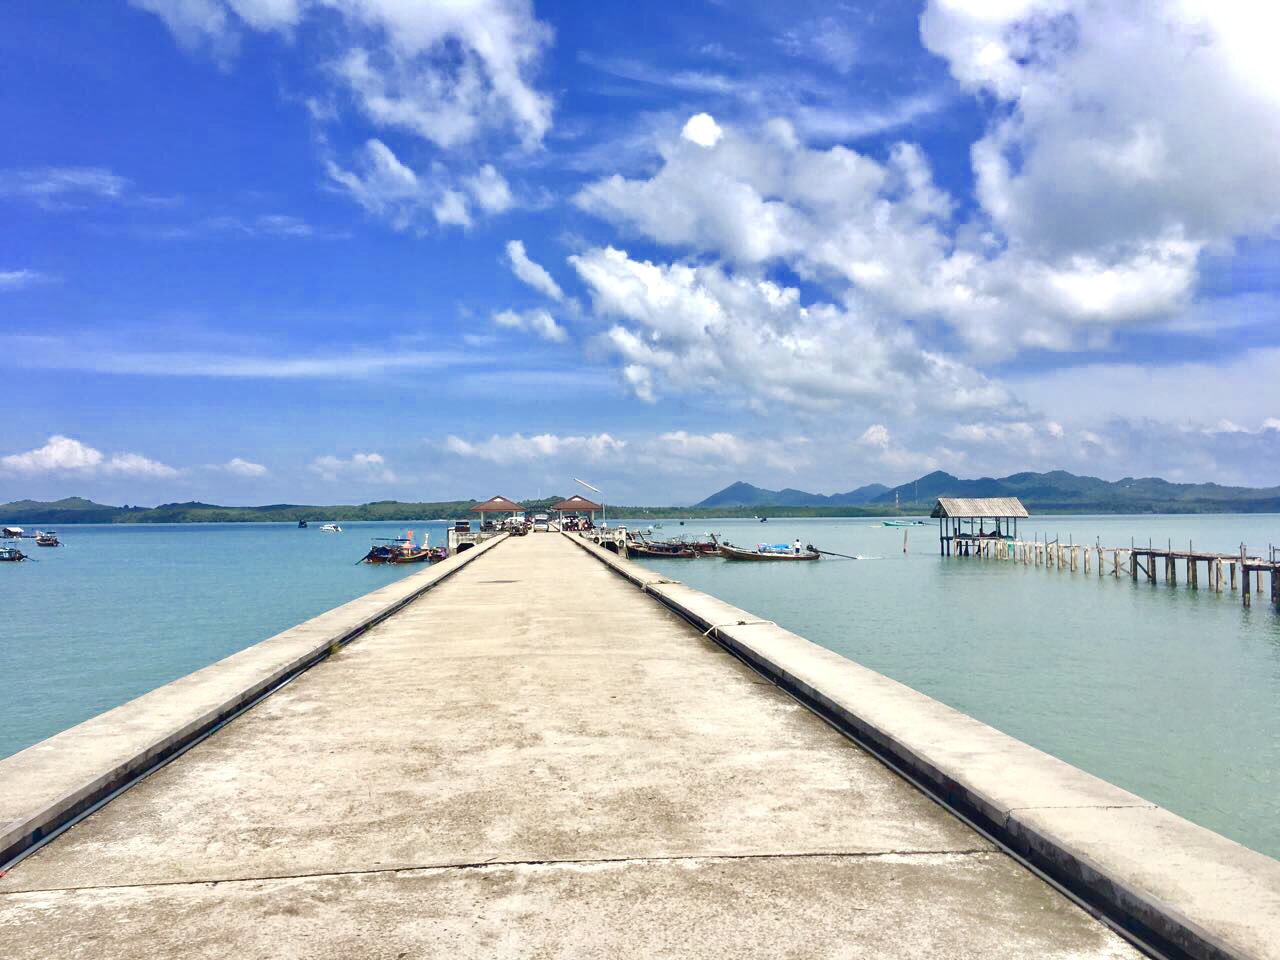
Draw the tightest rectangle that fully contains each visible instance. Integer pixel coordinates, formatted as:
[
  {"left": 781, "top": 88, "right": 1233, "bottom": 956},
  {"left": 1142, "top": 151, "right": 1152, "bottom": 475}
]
[
  {"left": 1242, "top": 545, "right": 1251, "bottom": 608},
  {"left": 1189, "top": 558, "right": 1198, "bottom": 589}
]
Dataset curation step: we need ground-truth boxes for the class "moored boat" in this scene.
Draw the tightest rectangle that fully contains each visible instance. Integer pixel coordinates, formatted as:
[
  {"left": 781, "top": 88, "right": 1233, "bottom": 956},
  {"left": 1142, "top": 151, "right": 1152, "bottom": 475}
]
[
  {"left": 627, "top": 540, "right": 699, "bottom": 559},
  {"left": 0, "top": 545, "right": 27, "bottom": 562},
  {"left": 360, "top": 531, "right": 445, "bottom": 564},
  {"left": 320, "top": 523, "right": 342, "bottom": 533},
  {"left": 298, "top": 519, "right": 308, "bottom": 528},
  {"left": 712, "top": 535, "right": 820, "bottom": 561},
  {"left": 882, "top": 519, "right": 925, "bottom": 527},
  {"left": 34, "top": 530, "right": 61, "bottom": 547}
]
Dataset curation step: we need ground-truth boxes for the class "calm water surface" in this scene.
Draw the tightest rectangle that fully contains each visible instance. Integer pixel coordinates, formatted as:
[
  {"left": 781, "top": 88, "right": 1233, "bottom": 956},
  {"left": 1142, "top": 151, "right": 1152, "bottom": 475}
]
[
  {"left": 0, "top": 522, "right": 445, "bottom": 757},
  {"left": 2, "top": 515, "right": 1279, "bottom": 860}
]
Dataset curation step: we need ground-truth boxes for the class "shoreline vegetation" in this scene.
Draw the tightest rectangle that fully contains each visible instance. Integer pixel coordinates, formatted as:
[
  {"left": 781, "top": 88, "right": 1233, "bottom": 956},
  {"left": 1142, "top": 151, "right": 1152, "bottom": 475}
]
[{"left": 3, "top": 470, "right": 1279, "bottom": 524}]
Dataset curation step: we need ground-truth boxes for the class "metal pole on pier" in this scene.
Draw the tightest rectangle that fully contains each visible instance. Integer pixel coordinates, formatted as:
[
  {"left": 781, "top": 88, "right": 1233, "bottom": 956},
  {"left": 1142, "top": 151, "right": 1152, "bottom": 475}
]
[{"left": 574, "top": 478, "right": 605, "bottom": 528}]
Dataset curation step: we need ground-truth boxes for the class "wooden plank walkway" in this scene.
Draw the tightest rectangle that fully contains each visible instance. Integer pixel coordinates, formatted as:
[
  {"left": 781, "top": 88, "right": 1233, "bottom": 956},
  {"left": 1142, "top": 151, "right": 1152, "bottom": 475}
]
[{"left": 0, "top": 533, "right": 1140, "bottom": 959}]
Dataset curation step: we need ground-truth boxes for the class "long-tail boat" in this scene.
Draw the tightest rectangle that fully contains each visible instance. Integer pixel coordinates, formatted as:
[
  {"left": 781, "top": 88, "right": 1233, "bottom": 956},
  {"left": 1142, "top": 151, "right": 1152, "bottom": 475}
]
[
  {"left": 360, "top": 531, "right": 444, "bottom": 564},
  {"left": 0, "top": 545, "right": 27, "bottom": 562},
  {"left": 35, "top": 530, "right": 61, "bottom": 547},
  {"left": 711, "top": 534, "right": 820, "bottom": 561},
  {"left": 627, "top": 540, "right": 699, "bottom": 559}
]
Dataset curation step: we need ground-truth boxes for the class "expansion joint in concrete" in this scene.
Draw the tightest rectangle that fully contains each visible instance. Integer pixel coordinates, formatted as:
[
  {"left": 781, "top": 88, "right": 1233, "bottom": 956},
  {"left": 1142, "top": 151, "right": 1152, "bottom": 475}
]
[{"left": 0, "top": 849, "right": 1000, "bottom": 896}]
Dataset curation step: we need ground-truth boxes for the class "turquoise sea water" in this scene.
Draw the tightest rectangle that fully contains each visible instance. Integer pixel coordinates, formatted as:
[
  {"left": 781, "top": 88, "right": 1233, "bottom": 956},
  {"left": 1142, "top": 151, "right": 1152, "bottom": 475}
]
[
  {"left": 0, "top": 522, "right": 445, "bottom": 758},
  {"left": 2, "top": 515, "right": 1278, "bottom": 860}
]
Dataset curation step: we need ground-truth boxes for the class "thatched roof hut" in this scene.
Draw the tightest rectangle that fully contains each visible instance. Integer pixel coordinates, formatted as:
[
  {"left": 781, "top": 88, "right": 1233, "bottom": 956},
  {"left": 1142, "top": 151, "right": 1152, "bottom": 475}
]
[{"left": 930, "top": 497, "right": 1028, "bottom": 519}]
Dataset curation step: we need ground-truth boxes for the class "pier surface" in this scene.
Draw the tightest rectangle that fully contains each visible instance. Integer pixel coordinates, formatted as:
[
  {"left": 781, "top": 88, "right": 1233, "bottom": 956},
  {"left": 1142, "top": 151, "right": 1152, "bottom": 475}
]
[{"left": 2, "top": 534, "right": 1146, "bottom": 957}]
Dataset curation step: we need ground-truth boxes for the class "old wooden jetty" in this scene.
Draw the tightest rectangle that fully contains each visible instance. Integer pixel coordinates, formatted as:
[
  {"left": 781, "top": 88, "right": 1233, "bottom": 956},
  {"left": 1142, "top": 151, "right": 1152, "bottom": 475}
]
[
  {"left": 934, "top": 497, "right": 1280, "bottom": 609},
  {"left": 2, "top": 531, "right": 1279, "bottom": 959}
]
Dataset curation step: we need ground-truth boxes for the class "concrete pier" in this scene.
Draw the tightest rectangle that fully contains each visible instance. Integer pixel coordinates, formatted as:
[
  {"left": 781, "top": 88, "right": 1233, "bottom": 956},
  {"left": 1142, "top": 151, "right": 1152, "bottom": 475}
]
[{"left": 1, "top": 533, "right": 1276, "bottom": 958}]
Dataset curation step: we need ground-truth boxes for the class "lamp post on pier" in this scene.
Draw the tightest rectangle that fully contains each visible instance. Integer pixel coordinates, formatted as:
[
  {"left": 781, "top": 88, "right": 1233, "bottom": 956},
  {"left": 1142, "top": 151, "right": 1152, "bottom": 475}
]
[{"left": 574, "top": 478, "right": 605, "bottom": 527}]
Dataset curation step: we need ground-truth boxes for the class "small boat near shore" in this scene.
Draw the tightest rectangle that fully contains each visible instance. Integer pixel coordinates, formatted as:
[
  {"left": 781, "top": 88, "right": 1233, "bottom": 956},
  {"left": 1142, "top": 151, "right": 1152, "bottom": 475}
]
[
  {"left": 628, "top": 540, "right": 699, "bottom": 559},
  {"left": 882, "top": 519, "right": 925, "bottom": 527},
  {"left": 712, "top": 535, "right": 820, "bottom": 561},
  {"left": 34, "top": 530, "right": 61, "bottom": 547},
  {"left": 360, "top": 531, "right": 445, "bottom": 564},
  {"left": 0, "top": 545, "right": 27, "bottom": 562},
  {"left": 320, "top": 523, "right": 342, "bottom": 533}
]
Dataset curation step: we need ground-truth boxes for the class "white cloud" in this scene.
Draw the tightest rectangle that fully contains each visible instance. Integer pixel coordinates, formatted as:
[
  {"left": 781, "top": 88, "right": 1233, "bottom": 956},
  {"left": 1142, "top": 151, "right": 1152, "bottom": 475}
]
[
  {"left": 432, "top": 188, "right": 472, "bottom": 228},
  {"left": 649, "top": 431, "right": 805, "bottom": 472},
  {"left": 130, "top": 0, "right": 236, "bottom": 57},
  {"left": 1, "top": 436, "right": 104, "bottom": 473},
  {"left": 778, "top": 17, "right": 860, "bottom": 74},
  {"left": 1008, "top": 346, "right": 1280, "bottom": 426},
  {"left": 134, "top": 0, "right": 553, "bottom": 149},
  {"left": 856, "top": 423, "right": 941, "bottom": 472},
  {"left": 326, "top": 139, "right": 514, "bottom": 231},
  {"left": 102, "top": 452, "right": 180, "bottom": 478},
  {"left": 921, "top": 1, "right": 1280, "bottom": 251},
  {"left": 464, "top": 165, "right": 513, "bottom": 214},
  {"left": 0, "top": 334, "right": 474, "bottom": 380},
  {"left": 224, "top": 457, "right": 268, "bottom": 477},
  {"left": 0, "top": 435, "right": 177, "bottom": 477},
  {"left": 681, "top": 113, "right": 722, "bottom": 148},
  {"left": 326, "top": 139, "right": 427, "bottom": 230},
  {"left": 859, "top": 424, "right": 891, "bottom": 449},
  {"left": 505, "top": 240, "right": 564, "bottom": 301},
  {"left": 492, "top": 307, "right": 568, "bottom": 343},
  {"left": 444, "top": 432, "right": 625, "bottom": 465},
  {"left": 576, "top": 34, "right": 1280, "bottom": 354},
  {"left": 569, "top": 246, "right": 1013, "bottom": 414},
  {"left": 309, "top": 451, "right": 397, "bottom": 483},
  {"left": 0, "top": 269, "right": 52, "bottom": 290},
  {"left": 0, "top": 166, "right": 130, "bottom": 208}
]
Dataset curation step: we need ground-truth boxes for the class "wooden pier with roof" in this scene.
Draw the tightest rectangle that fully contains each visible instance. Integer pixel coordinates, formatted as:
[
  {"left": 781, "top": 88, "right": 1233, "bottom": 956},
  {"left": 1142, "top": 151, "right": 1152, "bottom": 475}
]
[
  {"left": 932, "top": 496, "right": 1028, "bottom": 557},
  {"left": 933, "top": 497, "right": 1280, "bottom": 608}
]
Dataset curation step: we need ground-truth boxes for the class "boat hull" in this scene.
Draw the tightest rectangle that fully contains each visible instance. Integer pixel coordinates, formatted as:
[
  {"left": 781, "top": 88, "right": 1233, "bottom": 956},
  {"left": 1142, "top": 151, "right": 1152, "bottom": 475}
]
[
  {"left": 627, "top": 545, "right": 699, "bottom": 559},
  {"left": 717, "top": 543, "right": 820, "bottom": 561}
]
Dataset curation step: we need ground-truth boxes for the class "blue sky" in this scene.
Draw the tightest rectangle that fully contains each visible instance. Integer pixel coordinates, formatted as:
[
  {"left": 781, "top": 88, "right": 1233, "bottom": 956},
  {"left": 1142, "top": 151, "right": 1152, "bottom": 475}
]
[{"left": 2, "top": 0, "right": 1278, "bottom": 506}]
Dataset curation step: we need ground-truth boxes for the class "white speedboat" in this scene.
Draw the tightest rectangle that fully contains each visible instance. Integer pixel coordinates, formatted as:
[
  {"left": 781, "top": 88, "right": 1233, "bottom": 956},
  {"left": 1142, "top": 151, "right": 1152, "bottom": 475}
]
[{"left": 320, "top": 523, "right": 342, "bottom": 533}]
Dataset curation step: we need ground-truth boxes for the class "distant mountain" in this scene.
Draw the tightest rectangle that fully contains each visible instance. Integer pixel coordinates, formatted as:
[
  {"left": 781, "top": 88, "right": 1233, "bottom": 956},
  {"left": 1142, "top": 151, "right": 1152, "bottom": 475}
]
[
  {"left": 0, "top": 497, "right": 137, "bottom": 523},
  {"left": 831, "top": 483, "right": 891, "bottom": 504},
  {"left": 695, "top": 481, "right": 891, "bottom": 508},
  {"left": 0, "top": 498, "right": 481, "bottom": 524},
  {"left": 695, "top": 482, "right": 815, "bottom": 508},
  {"left": 697, "top": 471, "right": 1280, "bottom": 513}
]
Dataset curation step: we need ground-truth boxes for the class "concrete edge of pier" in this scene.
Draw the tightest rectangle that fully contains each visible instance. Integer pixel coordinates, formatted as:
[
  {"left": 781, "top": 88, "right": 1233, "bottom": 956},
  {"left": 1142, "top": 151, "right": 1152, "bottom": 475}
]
[
  {"left": 563, "top": 532, "right": 1280, "bottom": 960},
  {"left": 0, "top": 533, "right": 508, "bottom": 869}
]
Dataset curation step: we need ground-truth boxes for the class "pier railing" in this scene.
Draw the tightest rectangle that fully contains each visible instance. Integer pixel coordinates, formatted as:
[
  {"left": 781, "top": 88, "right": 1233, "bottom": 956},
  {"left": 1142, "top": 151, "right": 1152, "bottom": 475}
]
[{"left": 949, "top": 534, "right": 1280, "bottom": 609}]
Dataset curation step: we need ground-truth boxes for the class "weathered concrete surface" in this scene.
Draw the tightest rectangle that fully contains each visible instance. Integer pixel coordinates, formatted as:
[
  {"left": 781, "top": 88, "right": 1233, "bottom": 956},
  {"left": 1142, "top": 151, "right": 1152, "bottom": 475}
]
[
  {"left": 1, "top": 533, "right": 1140, "bottom": 958},
  {"left": 0, "top": 533, "right": 508, "bottom": 867},
  {"left": 565, "top": 534, "right": 1280, "bottom": 960}
]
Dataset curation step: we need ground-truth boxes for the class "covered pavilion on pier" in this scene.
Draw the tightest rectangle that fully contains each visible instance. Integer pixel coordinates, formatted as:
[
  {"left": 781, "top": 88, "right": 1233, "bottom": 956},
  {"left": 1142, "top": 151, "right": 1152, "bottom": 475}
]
[
  {"left": 931, "top": 497, "right": 1028, "bottom": 557},
  {"left": 550, "top": 494, "right": 603, "bottom": 530}
]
